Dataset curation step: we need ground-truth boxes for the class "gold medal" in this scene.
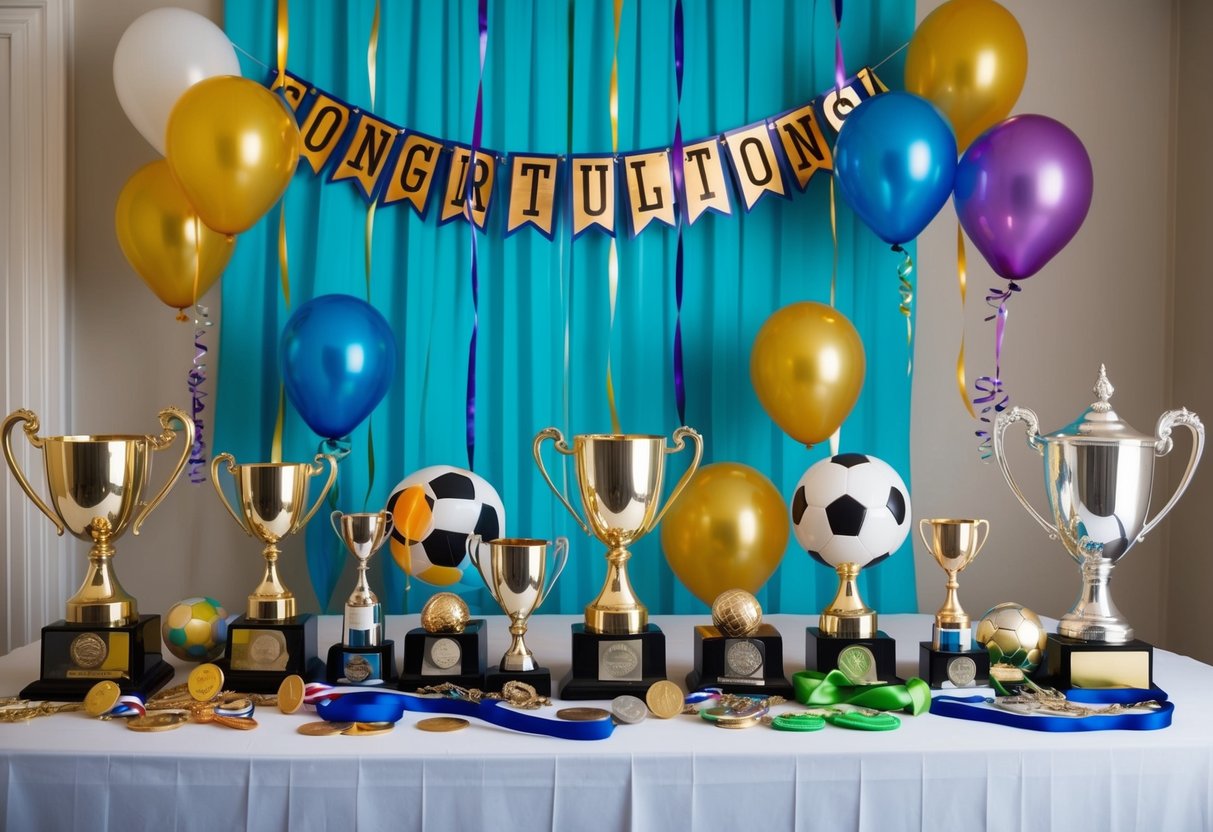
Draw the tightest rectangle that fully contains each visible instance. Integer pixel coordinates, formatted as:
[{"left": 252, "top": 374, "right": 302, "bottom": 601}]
[
  {"left": 415, "top": 717, "right": 469, "bottom": 732},
  {"left": 344, "top": 721, "right": 394, "bottom": 736},
  {"left": 277, "top": 674, "right": 306, "bottom": 714},
  {"left": 297, "top": 720, "right": 353, "bottom": 736},
  {"left": 84, "top": 681, "right": 121, "bottom": 717},
  {"left": 645, "top": 680, "right": 683, "bottom": 719},
  {"left": 556, "top": 707, "right": 611, "bottom": 721},
  {"left": 715, "top": 714, "right": 761, "bottom": 729},
  {"left": 188, "top": 664, "right": 224, "bottom": 702},
  {"left": 126, "top": 712, "right": 188, "bottom": 732}
]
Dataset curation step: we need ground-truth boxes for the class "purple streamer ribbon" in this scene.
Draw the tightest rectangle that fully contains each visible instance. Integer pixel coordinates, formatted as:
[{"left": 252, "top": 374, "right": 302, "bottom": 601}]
[
  {"left": 973, "top": 281, "right": 1021, "bottom": 459},
  {"left": 672, "top": 0, "right": 686, "bottom": 424},
  {"left": 187, "top": 305, "right": 212, "bottom": 484},
  {"left": 833, "top": 0, "right": 846, "bottom": 91},
  {"left": 465, "top": 0, "right": 488, "bottom": 470}
]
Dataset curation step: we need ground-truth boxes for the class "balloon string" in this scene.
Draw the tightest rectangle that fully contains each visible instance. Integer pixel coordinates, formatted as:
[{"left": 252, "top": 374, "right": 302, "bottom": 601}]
[
  {"left": 272, "top": 386, "right": 285, "bottom": 463},
  {"left": 671, "top": 0, "right": 686, "bottom": 425},
  {"left": 465, "top": 0, "right": 488, "bottom": 469},
  {"left": 828, "top": 178, "right": 838, "bottom": 308},
  {"left": 187, "top": 305, "right": 213, "bottom": 484},
  {"left": 272, "top": 0, "right": 291, "bottom": 464},
  {"left": 605, "top": 0, "right": 623, "bottom": 435},
  {"left": 973, "top": 281, "right": 1021, "bottom": 459},
  {"left": 956, "top": 224, "right": 977, "bottom": 419},
  {"left": 892, "top": 243, "right": 914, "bottom": 376}
]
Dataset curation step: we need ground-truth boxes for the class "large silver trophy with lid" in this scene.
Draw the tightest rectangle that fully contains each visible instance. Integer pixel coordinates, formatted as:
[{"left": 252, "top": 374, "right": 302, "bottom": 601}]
[{"left": 994, "top": 365, "right": 1203, "bottom": 647}]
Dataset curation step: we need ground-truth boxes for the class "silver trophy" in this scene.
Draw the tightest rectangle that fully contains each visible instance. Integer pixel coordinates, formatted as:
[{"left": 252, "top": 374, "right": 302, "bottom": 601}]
[{"left": 994, "top": 365, "right": 1204, "bottom": 643}]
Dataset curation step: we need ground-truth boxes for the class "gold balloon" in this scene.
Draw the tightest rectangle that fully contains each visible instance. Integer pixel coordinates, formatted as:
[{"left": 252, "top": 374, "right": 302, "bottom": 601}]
[
  {"left": 904, "top": 0, "right": 1028, "bottom": 151},
  {"left": 165, "top": 75, "right": 300, "bottom": 235},
  {"left": 115, "top": 160, "right": 234, "bottom": 315},
  {"left": 661, "top": 463, "right": 789, "bottom": 606},
  {"left": 749, "top": 302, "right": 865, "bottom": 447}
]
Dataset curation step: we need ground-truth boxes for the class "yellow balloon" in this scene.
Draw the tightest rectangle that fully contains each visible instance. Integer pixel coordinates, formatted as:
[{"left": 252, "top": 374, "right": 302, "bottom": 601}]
[
  {"left": 750, "top": 302, "right": 865, "bottom": 447},
  {"left": 660, "top": 463, "right": 790, "bottom": 606},
  {"left": 114, "top": 160, "right": 235, "bottom": 314},
  {"left": 904, "top": 0, "right": 1028, "bottom": 151},
  {"left": 165, "top": 75, "right": 300, "bottom": 235}
]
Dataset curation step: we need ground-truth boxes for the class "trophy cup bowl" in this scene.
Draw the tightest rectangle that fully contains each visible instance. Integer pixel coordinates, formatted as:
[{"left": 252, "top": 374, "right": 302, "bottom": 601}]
[
  {"left": 469, "top": 535, "right": 569, "bottom": 671},
  {"left": 534, "top": 427, "right": 703, "bottom": 635},
  {"left": 919, "top": 518, "right": 989, "bottom": 630},
  {"left": 994, "top": 366, "right": 1204, "bottom": 643},
  {"left": 2, "top": 407, "right": 194, "bottom": 626},
  {"left": 211, "top": 452, "right": 337, "bottom": 621}
]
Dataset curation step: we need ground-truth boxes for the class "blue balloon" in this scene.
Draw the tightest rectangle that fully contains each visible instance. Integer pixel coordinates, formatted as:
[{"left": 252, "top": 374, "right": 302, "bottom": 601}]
[
  {"left": 280, "top": 294, "right": 397, "bottom": 440},
  {"left": 833, "top": 92, "right": 958, "bottom": 245}
]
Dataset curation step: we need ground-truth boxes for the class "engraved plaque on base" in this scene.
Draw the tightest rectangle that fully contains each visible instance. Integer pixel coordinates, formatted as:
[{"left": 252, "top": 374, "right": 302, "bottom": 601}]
[
  {"left": 805, "top": 626, "right": 899, "bottom": 683},
  {"left": 22, "top": 615, "right": 173, "bottom": 701},
  {"left": 686, "top": 624, "right": 793, "bottom": 696},
  {"left": 918, "top": 642, "right": 990, "bottom": 689},
  {"left": 326, "top": 641, "right": 398, "bottom": 685},
  {"left": 398, "top": 620, "right": 487, "bottom": 691},
  {"left": 1042, "top": 633, "right": 1153, "bottom": 689},
  {"left": 217, "top": 614, "right": 323, "bottom": 693},
  {"left": 560, "top": 623, "right": 667, "bottom": 700}
]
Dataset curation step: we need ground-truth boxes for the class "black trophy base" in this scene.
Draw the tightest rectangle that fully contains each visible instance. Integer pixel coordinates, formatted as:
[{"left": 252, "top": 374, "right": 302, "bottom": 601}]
[
  {"left": 215, "top": 614, "right": 322, "bottom": 694},
  {"left": 485, "top": 665, "right": 553, "bottom": 697},
  {"left": 21, "top": 615, "right": 173, "bottom": 701},
  {"left": 686, "top": 624, "right": 793, "bottom": 696},
  {"left": 560, "top": 623, "right": 667, "bottom": 700},
  {"left": 398, "top": 620, "right": 487, "bottom": 692},
  {"left": 1041, "top": 633, "right": 1154, "bottom": 689},
  {"left": 326, "top": 640, "right": 398, "bottom": 686},
  {"left": 919, "top": 642, "right": 991, "bottom": 689},
  {"left": 805, "top": 626, "right": 899, "bottom": 683}
]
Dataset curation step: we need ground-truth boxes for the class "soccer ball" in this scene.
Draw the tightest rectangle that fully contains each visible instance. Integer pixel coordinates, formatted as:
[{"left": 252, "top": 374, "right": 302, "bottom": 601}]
[
  {"left": 791, "top": 453, "right": 911, "bottom": 570},
  {"left": 385, "top": 465, "right": 505, "bottom": 587},
  {"left": 162, "top": 596, "right": 228, "bottom": 662},
  {"left": 975, "top": 602, "right": 1047, "bottom": 673}
]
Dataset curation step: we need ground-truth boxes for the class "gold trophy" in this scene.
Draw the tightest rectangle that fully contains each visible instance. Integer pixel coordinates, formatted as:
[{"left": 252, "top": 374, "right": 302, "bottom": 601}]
[
  {"left": 468, "top": 535, "right": 568, "bottom": 695},
  {"left": 534, "top": 426, "right": 702, "bottom": 698},
  {"left": 325, "top": 510, "right": 396, "bottom": 685},
  {"left": 917, "top": 518, "right": 992, "bottom": 688},
  {"left": 211, "top": 452, "right": 337, "bottom": 691},
  {"left": 2, "top": 407, "right": 193, "bottom": 699}
]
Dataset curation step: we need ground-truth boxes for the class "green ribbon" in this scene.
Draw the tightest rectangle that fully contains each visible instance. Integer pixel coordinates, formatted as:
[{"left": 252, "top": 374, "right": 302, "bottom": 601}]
[{"left": 792, "top": 670, "right": 932, "bottom": 716}]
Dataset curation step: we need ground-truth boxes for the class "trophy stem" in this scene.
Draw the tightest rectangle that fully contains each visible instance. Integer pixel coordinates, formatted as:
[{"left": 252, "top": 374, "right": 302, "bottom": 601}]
[
  {"left": 248, "top": 542, "right": 296, "bottom": 621},
  {"left": 1059, "top": 558, "right": 1132, "bottom": 643},
  {"left": 585, "top": 545, "right": 647, "bottom": 635},
  {"left": 935, "top": 571, "right": 969, "bottom": 628},
  {"left": 500, "top": 617, "right": 537, "bottom": 672},
  {"left": 66, "top": 519, "right": 137, "bottom": 626},
  {"left": 819, "top": 562, "right": 876, "bottom": 638}
]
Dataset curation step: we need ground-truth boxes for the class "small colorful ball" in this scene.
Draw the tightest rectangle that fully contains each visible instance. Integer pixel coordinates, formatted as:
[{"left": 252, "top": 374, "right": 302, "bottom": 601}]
[
  {"left": 162, "top": 596, "right": 228, "bottom": 662},
  {"left": 420, "top": 592, "right": 470, "bottom": 634},
  {"left": 711, "top": 589, "right": 763, "bottom": 637},
  {"left": 975, "top": 602, "right": 1047, "bottom": 674}
]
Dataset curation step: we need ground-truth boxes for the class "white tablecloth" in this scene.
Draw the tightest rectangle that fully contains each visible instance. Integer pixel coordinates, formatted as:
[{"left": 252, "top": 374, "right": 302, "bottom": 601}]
[{"left": 1, "top": 614, "right": 1210, "bottom": 831}]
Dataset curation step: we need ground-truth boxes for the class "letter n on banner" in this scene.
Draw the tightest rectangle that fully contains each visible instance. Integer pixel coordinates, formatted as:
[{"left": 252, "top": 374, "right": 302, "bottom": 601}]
[
  {"left": 381, "top": 131, "right": 444, "bottom": 217},
  {"left": 506, "top": 155, "right": 560, "bottom": 238},
  {"left": 570, "top": 155, "right": 616, "bottom": 238},
  {"left": 329, "top": 111, "right": 401, "bottom": 201},
  {"left": 772, "top": 105, "right": 832, "bottom": 191},
  {"left": 297, "top": 92, "right": 352, "bottom": 174},
  {"left": 723, "top": 124, "right": 787, "bottom": 210},
  {"left": 681, "top": 139, "right": 731, "bottom": 224},
  {"left": 441, "top": 144, "right": 497, "bottom": 229},
  {"left": 622, "top": 151, "right": 675, "bottom": 236}
]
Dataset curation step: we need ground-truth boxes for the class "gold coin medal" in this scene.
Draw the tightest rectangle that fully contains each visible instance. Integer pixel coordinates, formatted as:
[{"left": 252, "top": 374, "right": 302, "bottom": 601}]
[
  {"left": 277, "top": 675, "right": 306, "bottom": 714},
  {"left": 84, "top": 681, "right": 122, "bottom": 717},
  {"left": 126, "top": 712, "right": 188, "bottom": 732},
  {"left": 415, "top": 717, "right": 470, "bottom": 733},
  {"left": 344, "top": 721, "right": 394, "bottom": 736},
  {"left": 645, "top": 680, "right": 684, "bottom": 719},
  {"left": 297, "top": 720, "right": 353, "bottom": 736},
  {"left": 556, "top": 707, "right": 611, "bottom": 722},
  {"left": 188, "top": 664, "right": 224, "bottom": 702}
]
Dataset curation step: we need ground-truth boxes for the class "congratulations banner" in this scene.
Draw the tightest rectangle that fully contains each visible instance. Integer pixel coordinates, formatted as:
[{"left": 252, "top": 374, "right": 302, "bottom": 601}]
[{"left": 271, "top": 66, "right": 886, "bottom": 237}]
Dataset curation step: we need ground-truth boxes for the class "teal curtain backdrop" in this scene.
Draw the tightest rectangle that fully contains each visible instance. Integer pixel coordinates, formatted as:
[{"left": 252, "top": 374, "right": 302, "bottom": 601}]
[{"left": 218, "top": 0, "right": 918, "bottom": 617}]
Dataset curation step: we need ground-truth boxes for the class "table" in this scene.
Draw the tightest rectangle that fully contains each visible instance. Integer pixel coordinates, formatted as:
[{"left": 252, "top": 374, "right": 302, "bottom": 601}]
[{"left": 2, "top": 614, "right": 1210, "bottom": 831}]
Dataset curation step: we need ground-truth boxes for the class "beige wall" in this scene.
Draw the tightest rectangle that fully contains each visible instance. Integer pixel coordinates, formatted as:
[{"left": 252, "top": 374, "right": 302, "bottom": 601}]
[{"left": 60, "top": 0, "right": 1200, "bottom": 654}]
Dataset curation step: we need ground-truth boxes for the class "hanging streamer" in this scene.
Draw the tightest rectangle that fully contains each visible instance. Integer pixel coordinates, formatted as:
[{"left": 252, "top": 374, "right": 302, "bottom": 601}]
[
  {"left": 605, "top": 0, "right": 623, "bottom": 434},
  {"left": 270, "top": 0, "right": 291, "bottom": 464},
  {"left": 956, "top": 225, "right": 978, "bottom": 419},
  {"left": 833, "top": 0, "right": 846, "bottom": 91},
  {"left": 187, "top": 305, "right": 212, "bottom": 484},
  {"left": 465, "top": 0, "right": 488, "bottom": 469},
  {"left": 892, "top": 243, "right": 914, "bottom": 376},
  {"left": 973, "top": 281, "right": 1021, "bottom": 459},
  {"left": 364, "top": 0, "right": 381, "bottom": 508},
  {"left": 671, "top": 0, "right": 686, "bottom": 425},
  {"left": 827, "top": 0, "right": 846, "bottom": 458}
]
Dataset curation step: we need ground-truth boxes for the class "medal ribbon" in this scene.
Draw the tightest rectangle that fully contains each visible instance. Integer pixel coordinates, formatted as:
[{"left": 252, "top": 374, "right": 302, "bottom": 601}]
[
  {"left": 465, "top": 0, "right": 488, "bottom": 469},
  {"left": 973, "top": 280, "right": 1021, "bottom": 459},
  {"left": 931, "top": 687, "right": 1173, "bottom": 732},
  {"left": 605, "top": 0, "right": 623, "bottom": 434},
  {"left": 792, "top": 670, "right": 931, "bottom": 715},
  {"left": 671, "top": 0, "right": 686, "bottom": 425}
]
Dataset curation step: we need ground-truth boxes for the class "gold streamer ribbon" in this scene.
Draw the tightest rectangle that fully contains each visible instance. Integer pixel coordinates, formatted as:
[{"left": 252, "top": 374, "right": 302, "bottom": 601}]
[
  {"left": 828, "top": 174, "right": 840, "bottom": 456},
  {"left": 605, "top": 0, "right": 623, "bottom": 434},
  {"left": 364, "top": 0, "right": 380, "bottom": 507},
  {"left": 956, "top": 223, "right": 977, "bottom": 419},
  {"left": 271, "top": 0, "right": 291, "bottom": 463}
]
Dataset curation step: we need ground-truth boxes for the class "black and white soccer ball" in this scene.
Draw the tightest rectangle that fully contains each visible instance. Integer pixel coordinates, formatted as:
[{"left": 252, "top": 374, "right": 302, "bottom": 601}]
[
  {"left": 385, "top": 465, "right": 505, "bottom": 587},
  {"left": 791, "top": 453, "right": 910, "bottom": 570}
]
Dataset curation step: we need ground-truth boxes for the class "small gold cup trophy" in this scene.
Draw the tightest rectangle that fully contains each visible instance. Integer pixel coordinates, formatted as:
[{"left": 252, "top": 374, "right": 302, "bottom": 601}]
[
  {"left": 917, "top": 518, "right": 992, "bottom": 688},
  {"left": 2, "top": 407, "right": 194, "bottom": 699},
  {"left": 211, "top": 452, "right": 337, "bottom": 692},
  {"left": 534, "top": 426, "right": 702, "bottom": 699},
  {"left": 468, "top": 535, "right": 569, "bottom": 695},
  {"left": 325, "top": 510, "right": 396, "bottom": 685}
]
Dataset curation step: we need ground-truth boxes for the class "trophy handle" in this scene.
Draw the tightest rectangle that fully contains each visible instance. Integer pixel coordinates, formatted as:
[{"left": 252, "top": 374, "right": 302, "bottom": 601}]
[
  {"left": 532, "top": 427, "right": 590, "bottom": 535},
  {"left": 973, "top": 518, "right": 991, "bottom": 557},
  {"left": 650, "top": 426, "right": 704, "bottom": 530},
  {"left": 210, "top": 452, "right": 251, "bottom": 536},
  {"left": 330, "top": 510, "right": 344, "bottom": 539},
  {"left": 466, "top": 534, "right": 488, "bottom": 585},
  {"left": 1, "top": 409, "right": 63, "bottom": 535},
  {"left": 1140, "top": 408, "right": 1205, "bottom": 542},
  {"left": 916, "top": 518, "right": 935, "bottom": 556},
  {"left": 133, "top": 407, "right": 195, "bottom": 535},
  {"left": 293, "top": 453, "right": 339, "bottom": 533},
  {"left": 378, "top": 509, "right": 394, "bottom": 542},
  {"left": 993, "top": 407, "right": 1059, "bottom": 540},
  {"left": 538, "top": 536, "right": 570, "bottom": 608}
]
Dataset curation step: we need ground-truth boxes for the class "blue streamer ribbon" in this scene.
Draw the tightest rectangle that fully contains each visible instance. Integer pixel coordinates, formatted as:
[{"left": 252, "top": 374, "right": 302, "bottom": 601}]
[
  {"left": 931, "top": 687, "right": 1173, "bottom": 732},
  {"left": 465, "top": 0, "right": 488, "bottom": 470},
  {"left": 671, "top": 0, "right": 686, "bottom": 424},
  {"left": 973, "top": 280, "right": 1021, "bottom": 459}
]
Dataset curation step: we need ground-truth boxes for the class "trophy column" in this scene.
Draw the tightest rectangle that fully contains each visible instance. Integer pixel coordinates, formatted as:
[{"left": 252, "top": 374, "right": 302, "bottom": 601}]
[
  {"left": 398, "top": 592, "right": 487, "bottom": 691},
  {"left": 686, "top": 590, "right": 793, "bottom": 696},
  {"left": 325, "top": 511, "right": 397, "bottom": 685}
]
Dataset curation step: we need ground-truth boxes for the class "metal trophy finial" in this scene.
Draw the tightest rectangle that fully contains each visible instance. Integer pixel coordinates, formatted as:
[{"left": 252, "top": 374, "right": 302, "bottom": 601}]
[{"left": 1092, "top": 364, "right": 1115, "bottom": 411}]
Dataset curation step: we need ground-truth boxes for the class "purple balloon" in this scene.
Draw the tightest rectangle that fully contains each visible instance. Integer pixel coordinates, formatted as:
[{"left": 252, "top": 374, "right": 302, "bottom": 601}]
[{"left": 954, "top": 115, "right": 1094, "bottom": 281}]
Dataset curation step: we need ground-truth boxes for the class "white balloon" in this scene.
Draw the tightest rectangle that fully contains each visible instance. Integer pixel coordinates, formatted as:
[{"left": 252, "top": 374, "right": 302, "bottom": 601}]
[{"left": 113, "top": 7, "right": 241, "bottom": 155}]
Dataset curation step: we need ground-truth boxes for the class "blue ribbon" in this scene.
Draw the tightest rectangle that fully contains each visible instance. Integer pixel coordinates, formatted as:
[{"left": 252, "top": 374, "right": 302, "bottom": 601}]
[
  {"left": 931, "top": 687, "right": 1173, "bottom": 732},
  {"left": 315, "top": 691, "right": 614, "bottom": 740}
]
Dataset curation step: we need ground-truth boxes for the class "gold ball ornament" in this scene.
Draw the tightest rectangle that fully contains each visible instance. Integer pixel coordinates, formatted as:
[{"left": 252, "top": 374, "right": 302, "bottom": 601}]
[
  {"left": 711, "top": 589, "right": 763, "bottom": 637},
  {"left": 420, "top": 592, "right": 470, "bottom": 634},
  {"left": 975, "top": 602, "right": 1048, "bottom": 674}
]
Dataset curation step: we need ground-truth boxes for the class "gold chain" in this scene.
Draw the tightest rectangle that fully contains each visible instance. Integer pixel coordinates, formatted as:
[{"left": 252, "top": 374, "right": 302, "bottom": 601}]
[{"left": 414, "top": 680, "right": 551, "bottom": 710}]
